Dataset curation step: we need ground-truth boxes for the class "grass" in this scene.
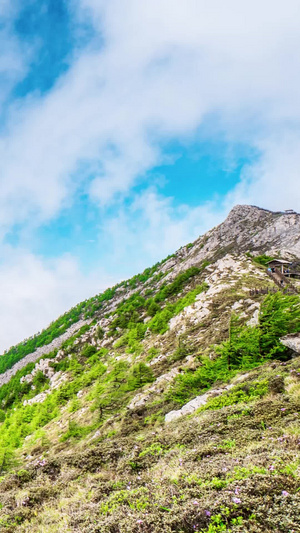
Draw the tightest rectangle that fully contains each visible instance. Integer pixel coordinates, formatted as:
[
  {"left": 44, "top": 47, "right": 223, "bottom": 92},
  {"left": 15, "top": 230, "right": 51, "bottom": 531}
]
[
  {"left": 1, "top": 369, "right": 298, "bottom": 532},
  {"left": 0, "top": 254, "right": 299, "bottom": 532}
]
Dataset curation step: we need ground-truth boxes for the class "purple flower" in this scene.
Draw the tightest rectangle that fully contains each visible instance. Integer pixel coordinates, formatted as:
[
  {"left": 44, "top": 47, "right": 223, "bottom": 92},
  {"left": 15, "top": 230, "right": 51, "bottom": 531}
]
[
  {"left": 232, "top": 497, "right": 241, "bottom": 504},
  {"left": 205, "top": 510, "right": 211, "bottom": 517},
  {"left": 282, "top": 490, "right": 289, "bottom": 497},
  {"left": 193, "top": 500, "right": 199, "bottom": 505}
]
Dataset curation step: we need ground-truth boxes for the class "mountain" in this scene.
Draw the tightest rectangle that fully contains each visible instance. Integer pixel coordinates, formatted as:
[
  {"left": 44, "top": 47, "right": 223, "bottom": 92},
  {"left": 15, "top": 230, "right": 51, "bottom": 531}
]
[{"left": 0, "top": 204, "right": 300, "bottom": 533}]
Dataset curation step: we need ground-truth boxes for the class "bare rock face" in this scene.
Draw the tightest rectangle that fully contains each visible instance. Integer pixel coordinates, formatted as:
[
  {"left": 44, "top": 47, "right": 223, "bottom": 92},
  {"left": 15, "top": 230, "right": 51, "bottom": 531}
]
[
  {"left": 214, "top": 205, "right": 300, "bottom": 258},
  {"left": 32, "top": 359, "right": 55, "bottom": 379},
  {"left": 165, "top": 384, "right": 234, "bottom": 423},
  {"left": 280, "top": 334, "right": 300, "bottom": 354},
  {"left": 128, "top": 368, "right": 181, "bottom": 411},
  {"left": 170, "top": 205, "right": 300, "bottom": 279}
]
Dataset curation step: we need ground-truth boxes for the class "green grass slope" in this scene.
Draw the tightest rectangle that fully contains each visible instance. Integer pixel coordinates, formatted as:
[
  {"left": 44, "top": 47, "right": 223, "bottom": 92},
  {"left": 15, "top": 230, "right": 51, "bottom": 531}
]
[{"left": 0, "top": 250, "right": 299, "bottom": 532}]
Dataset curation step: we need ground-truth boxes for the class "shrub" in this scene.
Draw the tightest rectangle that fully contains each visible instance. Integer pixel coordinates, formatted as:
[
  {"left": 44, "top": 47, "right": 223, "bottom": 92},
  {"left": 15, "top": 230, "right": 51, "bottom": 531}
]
[
  {"left": 0, "top": 448, "right": 16, "bottom": 473},
  {"left": 32, "top": 370, "right": 48, "bottom": 387},
  {"left": 146, "top": 300, "right": 161, "bottom": 317},
  {"left": 60, "top": 420, "right": 92, "bottom": 442},
  {"left": 146, "top": 347, "right": 159, "bottom": 362},
  {"left": 127, "top": 363, "right": 155, "bottom": 391},
  {"left": 149, "top": 284, "right": 208, "bottom": 335},
  {"left": 81, "top": 344, "right": 97, "bottom": 358},
  {"left": 167, "top": 354, "right": 231, "bottom": 405},
  {"left": 96, "top": 326, "right": 105, "bottom": 339},
  {"left": 252, "top": 254, "right": 274, "bottom": 266},
  {"left": 259, "top": 292, "right": 300, "bottom": 358},
  {"left": 197, "top": 379, "right": 269, "bottom": 413},
  {"left": 154, "top": 266, "right": 201, "bottom": 302},
  {"left": 170, "top": 337, "right": 193, "bottom": 363},
  {"left": 148, "top": 307, "right": 174, "bottom": 334}
]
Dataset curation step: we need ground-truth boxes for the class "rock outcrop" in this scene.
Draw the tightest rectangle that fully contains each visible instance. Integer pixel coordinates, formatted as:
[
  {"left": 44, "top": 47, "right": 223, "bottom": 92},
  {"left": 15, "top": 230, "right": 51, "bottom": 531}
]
[
  {"left": 280, "top": 334, "right": 300, "bottom": 354},
  {"left": 165, "top": 384, "right": 234, "bottom": 423}
]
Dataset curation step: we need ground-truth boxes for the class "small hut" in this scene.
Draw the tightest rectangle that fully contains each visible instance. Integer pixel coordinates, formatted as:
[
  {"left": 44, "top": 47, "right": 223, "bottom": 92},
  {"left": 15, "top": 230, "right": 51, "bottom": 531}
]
[{"left": 267, "top": 259, "right": 291, "bottom": 275}]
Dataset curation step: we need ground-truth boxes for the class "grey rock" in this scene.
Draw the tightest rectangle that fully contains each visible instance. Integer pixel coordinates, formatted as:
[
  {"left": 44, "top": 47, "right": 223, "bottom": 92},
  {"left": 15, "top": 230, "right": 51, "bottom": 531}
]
[
  {"left": 280, "top": 334, "right": 300, "bottom": 354},
  {"left": 165, "top": 410, "right": 183, "bottom": 423}
]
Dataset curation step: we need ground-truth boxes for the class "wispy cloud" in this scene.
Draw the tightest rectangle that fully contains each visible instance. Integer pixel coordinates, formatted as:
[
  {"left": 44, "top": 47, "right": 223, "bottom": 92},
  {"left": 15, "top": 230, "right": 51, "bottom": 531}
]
[
  {"left": 0, "top": 244, "right": 116, "bottom": 353},
  {"left": 1, "top": 0, "right": 300, "bottom": 231}
]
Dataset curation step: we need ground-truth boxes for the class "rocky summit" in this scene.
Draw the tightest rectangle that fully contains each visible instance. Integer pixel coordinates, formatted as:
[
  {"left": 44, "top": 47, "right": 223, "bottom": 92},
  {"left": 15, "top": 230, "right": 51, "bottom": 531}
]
[{"left": 0, "top": 204, "right": 300, "bottom": 533}]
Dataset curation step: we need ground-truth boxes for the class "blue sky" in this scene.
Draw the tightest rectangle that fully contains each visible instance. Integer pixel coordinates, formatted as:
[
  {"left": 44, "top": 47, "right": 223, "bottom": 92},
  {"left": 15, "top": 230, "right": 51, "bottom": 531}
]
[
  {"left": 13, "top": 1, "right": 96, "bottom": 95},
  {"left": 0, "top": 0, "right": 299, "bottom": 351}
]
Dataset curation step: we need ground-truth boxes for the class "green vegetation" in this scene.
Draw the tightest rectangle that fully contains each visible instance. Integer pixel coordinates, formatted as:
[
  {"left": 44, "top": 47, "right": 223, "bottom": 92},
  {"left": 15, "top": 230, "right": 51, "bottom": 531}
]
[
  {"left": 149, "top": 283, "right": 208, "bottom": 334},
  {"left": 153, "top": 266, "right": 201, "bottom": 302},
  {"left": 0, "top": 350, "right": 156, "bottom": 459},
  {"left": 81, "top": 344, "right": 97, "bottom": 358},
  {"left": 108, "top": 266, "right": 207, "bottom": 341},
  {"left": 0, "top": 259, "right": 207, "bottom": 383},
  {"left": 0, "top": 286, "right": 120, "bottom": 375},
  {"left": 0, "top": 251, "right": 182, "bottom": 377},
  {"left": 196, "top": 379, "right": 269, "bottom": 413},
  {"left": 0, "top": 246, "right": 299, "bottom": 532},
  {"left": 251, "top": 254, "right": 274, "bottom": 266},
  {"left": 60, "top": 420, "right": 93, "bottom": 442},
  {"left": 169, "top": 292, "right": 300, "bottom": 404}
]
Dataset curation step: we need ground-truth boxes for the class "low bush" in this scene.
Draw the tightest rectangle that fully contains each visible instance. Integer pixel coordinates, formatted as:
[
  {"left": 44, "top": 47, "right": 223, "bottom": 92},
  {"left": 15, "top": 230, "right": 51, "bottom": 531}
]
[{"left": 81, "top": 344, "right": 97, "bottom": 358}]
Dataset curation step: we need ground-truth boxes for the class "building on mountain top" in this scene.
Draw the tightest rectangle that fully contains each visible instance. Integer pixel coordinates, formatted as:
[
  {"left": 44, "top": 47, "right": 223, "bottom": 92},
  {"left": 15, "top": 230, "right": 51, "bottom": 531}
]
[
  {"left": 267, "top": 259, "right": 300, "bottom": 278},
  {"left": 267, "top": 259, "right": 291, "bottom": 274}
]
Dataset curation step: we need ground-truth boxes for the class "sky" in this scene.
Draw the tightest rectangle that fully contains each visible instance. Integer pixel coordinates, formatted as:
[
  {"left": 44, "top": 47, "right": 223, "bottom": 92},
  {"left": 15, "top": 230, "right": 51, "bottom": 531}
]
[{"left": 0, "top": 0, "right": 300, "bottom": 352}]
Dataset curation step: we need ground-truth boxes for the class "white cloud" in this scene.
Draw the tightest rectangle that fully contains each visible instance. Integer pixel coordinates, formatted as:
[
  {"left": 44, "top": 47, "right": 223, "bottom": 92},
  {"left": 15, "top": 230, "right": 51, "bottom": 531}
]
[
  {"left": 99, "top": 188, "right": 226, "bottom": 278},
  {"left": 0, "top": 245, "right": 116, "bottom": 353},
  {"left": 0, "top": 0, "right": 300, "bottom": 235},
  {"left": 227, "top": 133, "right": 300, "bottom": 211}
]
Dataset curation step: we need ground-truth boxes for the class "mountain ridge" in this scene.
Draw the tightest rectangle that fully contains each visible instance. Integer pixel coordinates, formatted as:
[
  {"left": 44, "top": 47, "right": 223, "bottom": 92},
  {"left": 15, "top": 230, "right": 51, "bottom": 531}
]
[
  {"left": 0, "top": 204, "right": 300, "bottom": 532},
  {"left": 1, "top": 204, "right": 300, "bottom": 383}
]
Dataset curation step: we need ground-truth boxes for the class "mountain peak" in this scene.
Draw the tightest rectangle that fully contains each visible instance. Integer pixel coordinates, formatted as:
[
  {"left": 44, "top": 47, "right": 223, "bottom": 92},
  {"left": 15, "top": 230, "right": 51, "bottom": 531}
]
[
  {"left": 0, "top": 204, "right": 300, "bottom": 531},
  {"left": 213, "top": 204, "right": 300, "bottom": 259},
  {"left": 227, "top": 203, "right": 299, "bottom": 220}
]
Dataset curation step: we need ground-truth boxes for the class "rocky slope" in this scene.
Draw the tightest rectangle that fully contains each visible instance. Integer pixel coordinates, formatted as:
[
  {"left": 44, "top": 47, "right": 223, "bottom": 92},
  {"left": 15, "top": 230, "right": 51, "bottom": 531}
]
[
  {"left": 1, "top": 204, "right": 300, "bottom": 384},
  {"left": 0, "top": 204, "right": 300, "bottom": 533},
  {"left": 182, "top": 204, "right": 300, "bottom": 267}
]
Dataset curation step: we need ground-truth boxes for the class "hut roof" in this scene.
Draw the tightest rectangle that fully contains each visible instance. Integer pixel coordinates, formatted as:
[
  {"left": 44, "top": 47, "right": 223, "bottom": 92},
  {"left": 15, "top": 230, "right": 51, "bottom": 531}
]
[{"left": 267, "top": 259, "right": 291, "bottom": 265}]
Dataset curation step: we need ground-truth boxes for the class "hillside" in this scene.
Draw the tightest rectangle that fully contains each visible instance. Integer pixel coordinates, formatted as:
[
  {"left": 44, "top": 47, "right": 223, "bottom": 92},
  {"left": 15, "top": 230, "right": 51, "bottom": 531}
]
[{"left": 0, "top": 204, "right": 300, "bottom": 532}]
